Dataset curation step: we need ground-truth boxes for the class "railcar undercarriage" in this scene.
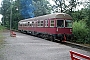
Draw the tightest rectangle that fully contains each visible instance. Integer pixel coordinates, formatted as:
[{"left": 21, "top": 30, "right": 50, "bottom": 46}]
[{"left": 19, "top": 30, "right": 73, "bottom": 42}]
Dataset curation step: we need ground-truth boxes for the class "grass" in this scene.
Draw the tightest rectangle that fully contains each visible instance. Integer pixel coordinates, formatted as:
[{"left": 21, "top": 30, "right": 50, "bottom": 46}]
[
  {"left": 0, "top": 34, "right": 4, "bottom": 44},
  {"left": 0, "top": 32, "right": 5, "bottom": 50},
  {"left": 82, "top": 44, "right": 90, "bottom": 47},
  {"left": 0, "top": 25, "right": 5, "bottom": 46},
  {"left": 0, "top": 25, "right": 5, "bottom": 31}
]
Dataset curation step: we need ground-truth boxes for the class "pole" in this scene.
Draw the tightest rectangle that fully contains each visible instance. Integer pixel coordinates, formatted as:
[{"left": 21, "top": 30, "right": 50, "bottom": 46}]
[{"left": 10, "top": 0, "right": 12, "bottom": 36}]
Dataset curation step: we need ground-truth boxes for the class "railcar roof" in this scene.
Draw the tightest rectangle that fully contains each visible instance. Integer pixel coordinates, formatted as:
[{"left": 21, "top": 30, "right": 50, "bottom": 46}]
[{"left": 19, "top": 13, "right": 72, "bottom": 22}]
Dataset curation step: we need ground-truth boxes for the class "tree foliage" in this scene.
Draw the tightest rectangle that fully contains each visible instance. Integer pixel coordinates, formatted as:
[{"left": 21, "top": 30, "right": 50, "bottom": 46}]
[
  {"left": 52, "top": 0, "right": 66, "bottom": 13},
  {"left": 52, "top": 0, "right": 77, "bottom": 13},
  {"left": 33, "top": 0, "right": 51, "bottom": 17},
  {"left": 71, "top": 9, "right": 88, "bottom": 21},
  {"left": 68, "top": 0, "right": 77, "bottom": 12}
]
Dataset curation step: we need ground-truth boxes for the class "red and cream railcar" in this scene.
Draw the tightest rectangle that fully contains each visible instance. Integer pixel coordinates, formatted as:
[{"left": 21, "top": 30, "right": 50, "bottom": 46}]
[{"left": 18, "top": 13, "right": 73, "bottom": 42}]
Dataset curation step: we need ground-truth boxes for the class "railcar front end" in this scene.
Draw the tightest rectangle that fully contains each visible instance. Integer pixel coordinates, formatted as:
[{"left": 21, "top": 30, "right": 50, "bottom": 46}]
[{"left": 54, "top": 19, "right": 73, "bottom": 42}]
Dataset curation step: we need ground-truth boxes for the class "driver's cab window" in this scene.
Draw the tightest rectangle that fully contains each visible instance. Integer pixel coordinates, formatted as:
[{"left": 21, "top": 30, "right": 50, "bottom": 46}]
[{"left": 57, "top": 20, "right": 64, "bottom": 27}]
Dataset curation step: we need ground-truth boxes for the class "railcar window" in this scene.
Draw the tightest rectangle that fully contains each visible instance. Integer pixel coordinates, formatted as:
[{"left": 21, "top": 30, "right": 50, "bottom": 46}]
[
  {"left": 65, "top": 20, "right": 72, "bottom": 28},
  {"left": 33, "top": 21, "right": 36, "bottom": 27},
  {"left": 30, "top": 23, "right": 31, "bottom": 26},
  {"left": 20, "top": 24, "right": 22, "bottom": 26},
  {"left": 32, "top": 22, "right": 34, "bottom": 27},
  {"left": 24, "top": 23, "right": 26, "bottom": 26},
  {"left": 29, "top": 21, "right": 32, "bottom": 27},
  {"left": 33, "top": 21, "right": 35, "bottom": 27},
  {"left": 37, "top": 21, "right": 38, "bottom": 26},
  {"left": 28, "top": 22, "right": 30, "bottom": 26},
  {"left": 18, "top": 23, "right": 20, "bottom": 26},
  {"left": 41, "top": 21, "right": 44, "bottom": 27},
  {"left": 57, "top": 20, "right": 64, "bottom": 27},
  {"left": 23, "top": 24, "right": 25, "bottom": 26},
  {"left": 45, "top": 20, "right": 48, "bottom": 27},
  {"left": 22, "top": 24, "right": 23, "bottom": 26},
  {"left": 26, "top": 23, "right": 28, "bottom": 26},
  {"left": 50, "top": 20, "right": 54, "bottom": 27},
  {"left": 38, "top": 21, "right": 40, "bottom": 26}
]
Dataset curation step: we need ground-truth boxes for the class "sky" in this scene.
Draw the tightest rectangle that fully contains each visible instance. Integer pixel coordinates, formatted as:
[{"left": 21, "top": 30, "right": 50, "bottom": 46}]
[
  {"left": 0, "top": 0, "right": 2, "bottom": 7},
  {"left": 0, "top": 0, "right": 3, "bottom": 22}
]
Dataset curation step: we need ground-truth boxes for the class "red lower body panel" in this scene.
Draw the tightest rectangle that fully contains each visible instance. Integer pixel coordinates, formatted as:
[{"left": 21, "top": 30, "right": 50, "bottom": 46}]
[{"left": 18, "top": 27, "right": 72, "bottom": 34}]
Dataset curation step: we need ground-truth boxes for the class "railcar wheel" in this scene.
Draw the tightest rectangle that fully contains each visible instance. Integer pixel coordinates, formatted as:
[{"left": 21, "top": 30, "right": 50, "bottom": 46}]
[
  {"left": 42, "top": 34, "right": 45, "bottom": 39},
  {"left": 42, "top": 34, "right": 44, "bottom": 39},
  {"left": 46, "top": 34, "right": 48, "bottom": 39},
  {"left": 50, "top": 36, "right": 55, "bottom": 42},
  {"left": 38, "top": 34, "right": 41, "bottom": 38},
  {"left": 58, "top": 37, "right": 63, "bottom": 43},
  {"left": 40, "top": 34, "right": 43, "bottom": 38},
  {"left": 60, "top": 39, "right": 62, "bottom": 43}
]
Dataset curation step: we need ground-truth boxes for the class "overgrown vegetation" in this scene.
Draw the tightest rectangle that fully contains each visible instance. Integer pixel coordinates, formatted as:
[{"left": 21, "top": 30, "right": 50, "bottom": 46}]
[
  {"left": 71, "top": 5, "right": 90, "bottom": 44},
  {"left": 0, "top": 25, "right": 5, "bottom": 31},
  {"left": 0, "top": 25, "right": 5, "bottom": 46},
  {"left": 72, "top": 21, "right": 89, "bottom": 44},
  {"left": 0, "top": 34, "right": 4, "bottom": 45}
]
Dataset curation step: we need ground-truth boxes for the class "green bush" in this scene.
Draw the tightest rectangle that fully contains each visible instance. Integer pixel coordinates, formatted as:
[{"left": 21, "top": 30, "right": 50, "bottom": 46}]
[{"left": 72, "top": 20, "right": 89, "bottom": 44}]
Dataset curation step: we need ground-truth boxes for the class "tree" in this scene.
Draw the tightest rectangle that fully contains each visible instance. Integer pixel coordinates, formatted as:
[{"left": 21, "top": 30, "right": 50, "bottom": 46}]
[
  {"left": 20, "top": 0, "right": 51, "bottom": 17},
  {"left": 0, "top": 0, "right": 22, "bottom": 30},
  {"left": 87, "top": 3, "right": 90, "bottom": 28},
  {"left": 52, "top": 0, "right": 66, "bottom": 13},
  {"left": 20, "top": 0, "right": 35, "bottom": 18},
  {"left": 52, "top": 0, "right": 78, "bottom": 13},
  {"left": 0, "top": 0, "right": 52, "bottom": 29},
  {"left": 86, "top": 3, "right": 90, "bottom": 44},
  {"left": 33, "top": 0, "right": 52, "bottom": 17},
  {"left": 68, "top": 0, "right": 77, "bottom": 12},
  {"left": 0, "top": 0, "right": 11, "bottom": 28},
  {"left": 11, "top": 0, "right": 22, "bottom": 29}
]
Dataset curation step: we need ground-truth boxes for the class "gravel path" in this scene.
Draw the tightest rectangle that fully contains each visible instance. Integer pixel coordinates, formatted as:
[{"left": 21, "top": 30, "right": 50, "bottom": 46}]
[{"left": 0, "top": 31, "right": 90, "bottom": 60}]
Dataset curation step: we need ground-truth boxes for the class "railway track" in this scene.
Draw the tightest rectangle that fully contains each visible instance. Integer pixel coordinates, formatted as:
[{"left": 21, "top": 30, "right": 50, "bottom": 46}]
[
  {"left": 29, "top": 33, "right": 90, "bottom": 52},
  {"left": 63, "top": 41, "right": 90, "bottom": 52}
]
